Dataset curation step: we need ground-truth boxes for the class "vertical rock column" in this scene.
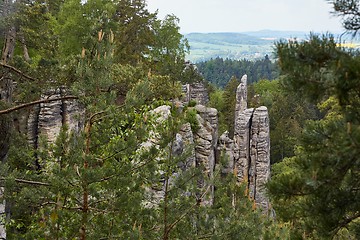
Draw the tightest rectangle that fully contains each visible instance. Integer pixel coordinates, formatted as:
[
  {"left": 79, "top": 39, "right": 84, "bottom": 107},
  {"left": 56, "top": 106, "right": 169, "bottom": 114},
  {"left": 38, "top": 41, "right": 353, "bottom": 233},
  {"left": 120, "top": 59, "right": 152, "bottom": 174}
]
[
  {"left": 233, "top": 74, "right": 251, "bottom": 182},
  {"left": 37, "top": 90, "right": 63, "bottom": 145},
  {"left": 234, "top": 74, "right": 247, "bottom": 127},
  {"left": 233, "top": 74, "right": 271, "bottom": 212},
  {"left": 250, "top": 106, "right": 270, "bottom": 211},
  {"left": 193, "top": 105, "right": 218, "bottom": 205},
  {"left": 0, "top": 186, "right": 5, "bottom": 239},
  {"left": 27, "top": 104, "right": 41, "bottom": 149},
  {"left": 178, "top": 122, "right": 196, "bottom": 170},
  {"left": 234, "top": 108, "right": 254, "bottom": 183}
]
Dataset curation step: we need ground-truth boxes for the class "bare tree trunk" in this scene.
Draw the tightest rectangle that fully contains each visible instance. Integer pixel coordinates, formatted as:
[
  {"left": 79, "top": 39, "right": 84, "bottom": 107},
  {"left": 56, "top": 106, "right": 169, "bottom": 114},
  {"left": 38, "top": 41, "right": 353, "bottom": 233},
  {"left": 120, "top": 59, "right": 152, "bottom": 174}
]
[
  {"left": 1, "top": 2, "right": 17, "bottom": 238},
  {"left": 0, "top": 0, "right": 16, "bottom": 162},
  {"left": 1, "top": 26, "right": 16, "bottom": 64}
]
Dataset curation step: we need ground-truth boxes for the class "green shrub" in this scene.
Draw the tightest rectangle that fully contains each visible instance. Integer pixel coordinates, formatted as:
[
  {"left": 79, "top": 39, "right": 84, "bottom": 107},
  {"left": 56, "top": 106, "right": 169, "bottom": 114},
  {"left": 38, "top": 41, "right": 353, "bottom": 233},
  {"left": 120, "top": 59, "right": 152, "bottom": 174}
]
[{"left": 185, "top": 108, "right": 200, "bottom": 133}]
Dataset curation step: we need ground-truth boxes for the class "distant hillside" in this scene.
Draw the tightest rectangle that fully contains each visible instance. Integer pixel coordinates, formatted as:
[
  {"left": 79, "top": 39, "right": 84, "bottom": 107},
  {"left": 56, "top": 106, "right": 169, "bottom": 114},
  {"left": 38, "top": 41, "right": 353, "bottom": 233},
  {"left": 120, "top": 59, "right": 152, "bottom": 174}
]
[
  {"left": 241, "top": 30, "right": 308, "bottom": 39},
  {"left": 185, "top": 30, "right": 348, "bottom": 62}
]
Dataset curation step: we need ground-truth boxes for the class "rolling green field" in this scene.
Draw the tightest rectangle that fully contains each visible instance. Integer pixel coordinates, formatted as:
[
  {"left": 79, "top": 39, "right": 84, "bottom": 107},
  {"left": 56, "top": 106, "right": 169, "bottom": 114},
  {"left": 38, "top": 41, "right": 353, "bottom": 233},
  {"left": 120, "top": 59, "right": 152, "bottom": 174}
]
[
  {"left": 187, "top": 41, "right": 274, "bottom": 62},
  {"left": 185, "top": 30, "right": 348, "bottom": 62}
]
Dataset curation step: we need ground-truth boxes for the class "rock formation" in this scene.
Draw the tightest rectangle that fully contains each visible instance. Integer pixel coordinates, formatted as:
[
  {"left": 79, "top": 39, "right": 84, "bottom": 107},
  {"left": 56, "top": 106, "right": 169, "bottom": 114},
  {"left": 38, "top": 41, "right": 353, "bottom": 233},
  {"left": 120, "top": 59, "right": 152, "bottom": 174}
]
[
  {"left": 250, "top": 106, "right": 270, "bottom": 210},
  {"left": 234, "top": 74, "right": 248, "bottom": 127},
  {"left": 10, "top": 74, "right": 270, "bottom": 215},
  {"left": 182, "top": 82, "right": 209, "bottom": 105},
  {"left": 233, "top": 77, "right": 271, "bottom": 212},
  {"left": 217, "top": 131, "right": 235, "bottom": 175},
  {"left": 31, "top": 75, "right": 269, "bottom": 211},
  {"left": 189, "top": 74, "right": 271, "bottom": 212},
  {"left": 193, "top": 106, "right": 218, "bottom": 205},
  {"left": 234, "top": 108, "right": 254, "bottom": 182},
  {"left": 178, "top": 123, "right": 196, "bottom": 170},
  {"left": 27, "top": 89, "right": 84, "bottom": 151},
  {"left": 0, "top": 187, "right": 5, "bottom": 239}
]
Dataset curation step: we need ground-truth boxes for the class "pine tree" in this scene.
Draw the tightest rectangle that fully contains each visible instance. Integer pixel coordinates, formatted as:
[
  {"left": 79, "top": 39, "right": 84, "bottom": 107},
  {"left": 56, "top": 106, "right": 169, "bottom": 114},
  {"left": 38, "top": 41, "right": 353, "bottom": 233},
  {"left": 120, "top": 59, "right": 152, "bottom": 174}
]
[
  {"left": 222, "top": 76, "right": 239, "bottom": 138},
  {"left": 268, "top": 32, "right": 360, "bottom": 238}
]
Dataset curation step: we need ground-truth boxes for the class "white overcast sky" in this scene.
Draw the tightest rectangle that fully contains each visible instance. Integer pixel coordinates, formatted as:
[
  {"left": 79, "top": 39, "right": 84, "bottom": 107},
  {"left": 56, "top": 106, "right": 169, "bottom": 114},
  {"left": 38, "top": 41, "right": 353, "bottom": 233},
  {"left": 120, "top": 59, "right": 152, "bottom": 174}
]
[{"left": 146, "top": 0, "right": 344, "bottom": 33}]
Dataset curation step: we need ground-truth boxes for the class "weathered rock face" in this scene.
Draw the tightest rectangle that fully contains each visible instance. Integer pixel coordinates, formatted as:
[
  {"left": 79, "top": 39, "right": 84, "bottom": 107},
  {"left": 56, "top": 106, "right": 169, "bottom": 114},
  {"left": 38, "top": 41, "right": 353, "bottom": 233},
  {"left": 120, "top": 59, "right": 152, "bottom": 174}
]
[
  {"left": 142, "top": 105, "right": 196, "bottom": 208},
  {"left": 234, "top": 108, "right": 254, "bottom": 183},
  {"left": 37, "top": 92, "right": 63, "bottom": 145},
  {"left": 178, "top": 123, "right": 196, "bottom": 170},
  {"left": 232, "top": 75, "right": 271, "bottom": 213},
  {"left": 194, "top": 114, "right": 214, "bottom": 177},
  {"left": 182, "top": 82, "right": 209, "bottom": 105},
  {"left": 217, "top": 131, "right": 235, "bottom": 175},
  {"left": 250, "top": 106, "right": 270, "bottom": 211},
  {"left": 0, "top": 187, "right": 5, "bottom": 239},
  {"left": 63, "top": 99, "right": 85, "bottom": 135},
  {"left": 195, "top": 105, "right": 218, "bottom": 146},
  {"left": 193, "top": 109, "right": 216, "bottom": 205},
  {"left": 27, "top": 89, "right": 84, "bottom": 150},
  {"left": 148, "top": 75, "right": 270, "bottom": 212},
  {"left": 13, "top": 74, "right": 270, "bottom": 216},
  {"left": 234, "top": 74, "right": 247, "bottom": 127}
]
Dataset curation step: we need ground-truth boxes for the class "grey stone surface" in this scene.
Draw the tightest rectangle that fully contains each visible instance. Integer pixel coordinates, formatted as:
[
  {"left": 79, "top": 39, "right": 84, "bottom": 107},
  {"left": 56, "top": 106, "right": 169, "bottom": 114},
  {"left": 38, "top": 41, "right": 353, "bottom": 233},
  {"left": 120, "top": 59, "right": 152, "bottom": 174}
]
[
  {"left": 182, "top": 82, "right": 209, "bottom": 105},
  {"left": 232, "top": 75, "right": 271, "bottom": 213},
  {"left": 250, "top": 106, "right": 270, "bottom": 211},
  {"left": 178, "top": 123, "right": 196, "bottom": 170},
  {"left": 63, "top": 99, "right": 85, "bottom": 135},
  {"left": 234, "top": 74, "right": 247, "bottom": 127},
  {"left": 37, "top": 91, "right": 63, "bottom": 145},
  {"left": 193, "top": 112, "right": 216, "bottom": 206},
  {"left": 0, "top": 187, "right": 5, "bottom": 240},
  {"left": 234, "top": 108, "right": 254, "bottom": 183},
  {"left": 218, "top": 131, "right": 234, "bottom": 175},
  {"left": 27, "top": 104, "right": 40, "bottom": 148},
  {"left": 195, "top": 105, "right": 218, "bottom": 149},
  {"left": 194, "top": 113, "right": 214, "bottom": 177},
  {"left": 26, "top": 89, "right": 84, "bottom": 149},
  {"left": 17, "top": 73, "right": 272, "bottom": 215}
]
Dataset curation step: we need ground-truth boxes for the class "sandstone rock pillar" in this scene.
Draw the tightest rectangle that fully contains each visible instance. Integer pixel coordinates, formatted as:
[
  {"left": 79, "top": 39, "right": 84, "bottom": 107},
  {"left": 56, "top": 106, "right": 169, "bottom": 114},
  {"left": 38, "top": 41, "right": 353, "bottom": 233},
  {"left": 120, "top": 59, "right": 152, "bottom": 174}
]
[
  {"left": 234, "top": 108, "right": 254, "bottom": 183},
  {"left": 233, "top": 74, "right": 271, "bottom": 212},
  {"left": 193, "top": 105, "right": 218, "bottom": 205},
  {"left": 250, "top": 106, "right": 270, "bottom": 210},
  {"left": 234, "top": 74, "right": 247, "bottom": 127},
  {"left": 0, "top": 187, "right": 5, "bottom": 239}
]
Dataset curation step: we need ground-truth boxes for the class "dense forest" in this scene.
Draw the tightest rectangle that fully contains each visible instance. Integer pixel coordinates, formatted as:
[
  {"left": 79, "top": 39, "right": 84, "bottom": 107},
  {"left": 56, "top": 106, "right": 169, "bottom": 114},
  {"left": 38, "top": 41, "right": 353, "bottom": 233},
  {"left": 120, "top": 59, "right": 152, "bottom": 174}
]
[
  {"left": 196, "top": 56, "right": 279, "bottom": 88},
  {"left": 0, "top": 0, "right": 359, "bottom": 239}
]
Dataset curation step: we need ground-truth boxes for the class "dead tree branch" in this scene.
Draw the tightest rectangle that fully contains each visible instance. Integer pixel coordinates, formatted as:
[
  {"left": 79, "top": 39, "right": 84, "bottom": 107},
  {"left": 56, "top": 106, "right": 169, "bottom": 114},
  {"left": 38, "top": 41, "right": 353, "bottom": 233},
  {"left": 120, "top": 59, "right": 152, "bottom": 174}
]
[{"left": 0, "top": 95, "right": 78, "bottom": 115}]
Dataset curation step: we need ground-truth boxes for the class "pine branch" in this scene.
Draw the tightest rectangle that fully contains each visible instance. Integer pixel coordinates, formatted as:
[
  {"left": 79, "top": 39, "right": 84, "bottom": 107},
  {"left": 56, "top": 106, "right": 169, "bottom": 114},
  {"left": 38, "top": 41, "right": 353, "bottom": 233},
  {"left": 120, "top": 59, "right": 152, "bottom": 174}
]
[
  {"left": 0, "top": 95, "right": 78, "bottom": 115},
  {"left": 0, "top": 177, "right": 50, "bottom": 186},
  {"left": 0, "top": 62, "right": 37, "bottom": 81},
  {"left": 165, "top": 184, "right": 212, "bottom": 236},
  {"left": 333, "top": 211, "right": 360, "bottom": 237}
]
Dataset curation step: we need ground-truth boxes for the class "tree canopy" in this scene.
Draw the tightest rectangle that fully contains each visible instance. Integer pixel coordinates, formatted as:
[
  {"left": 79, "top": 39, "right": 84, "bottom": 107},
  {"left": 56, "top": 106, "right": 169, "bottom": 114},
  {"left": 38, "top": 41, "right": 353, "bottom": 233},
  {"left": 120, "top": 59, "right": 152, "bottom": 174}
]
[
  {"left": 0, "top": 0, "right": 286, "bottom": 239},
  {"left": 268, "top": 27, "right": 360, "bottom": 240},
  {"left": 196, "top": 56, "right": 279, "bottom": 88}
]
